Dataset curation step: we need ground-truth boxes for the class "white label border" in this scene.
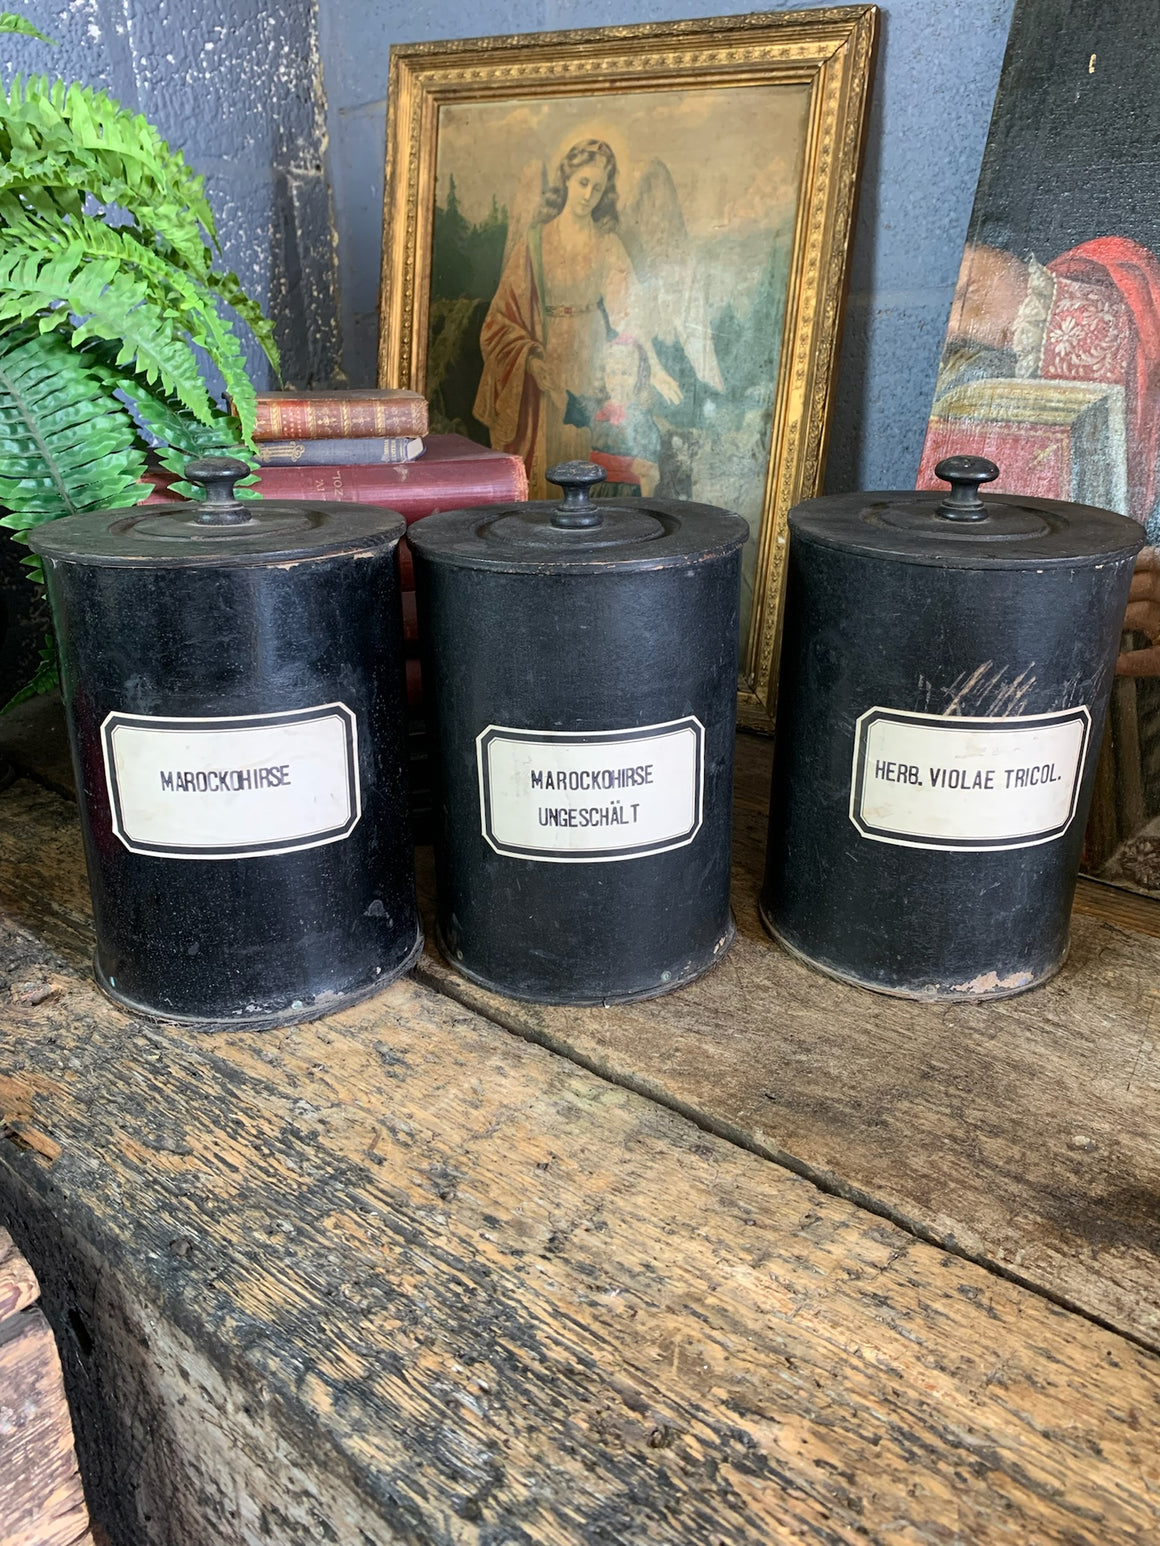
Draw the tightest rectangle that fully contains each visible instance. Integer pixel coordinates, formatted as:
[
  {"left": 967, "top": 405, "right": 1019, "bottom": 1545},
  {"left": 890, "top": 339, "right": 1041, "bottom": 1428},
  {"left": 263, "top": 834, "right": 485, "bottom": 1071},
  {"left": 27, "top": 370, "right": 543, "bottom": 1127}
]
[
  {"left": 849, "top": 705, "right": 1092, "bottom": 853},
  {"left": 101, "top": 702, "right": 361, "bottom": 860},
  {"left": 476, "top": 718, "right": 705, "bottom": 864}
]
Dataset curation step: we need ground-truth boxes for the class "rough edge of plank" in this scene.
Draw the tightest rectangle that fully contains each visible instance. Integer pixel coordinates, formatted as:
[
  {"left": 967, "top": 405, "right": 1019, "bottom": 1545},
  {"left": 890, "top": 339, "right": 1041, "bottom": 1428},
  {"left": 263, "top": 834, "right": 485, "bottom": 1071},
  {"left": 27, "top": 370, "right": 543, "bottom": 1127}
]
[
  {"left": 0, "top": 1223, "right": 40, "bottom": 1318},
  {"left": 0, "top": 1227, "right": 95, "bottom": 1546}
]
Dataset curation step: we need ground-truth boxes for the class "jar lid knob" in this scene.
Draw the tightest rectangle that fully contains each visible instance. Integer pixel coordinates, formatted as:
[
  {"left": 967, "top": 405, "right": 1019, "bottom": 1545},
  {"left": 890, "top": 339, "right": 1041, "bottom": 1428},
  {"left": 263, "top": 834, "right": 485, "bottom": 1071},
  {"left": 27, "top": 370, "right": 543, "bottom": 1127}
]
[
  {"left": 547, "top": 460, "right": 605, "bottom": 529},
  {"left": 185, "top": 457, "right": 251, "bottom": 525},
  {"left": 934, "top": 455, "right": 999, "bottom": 521}
]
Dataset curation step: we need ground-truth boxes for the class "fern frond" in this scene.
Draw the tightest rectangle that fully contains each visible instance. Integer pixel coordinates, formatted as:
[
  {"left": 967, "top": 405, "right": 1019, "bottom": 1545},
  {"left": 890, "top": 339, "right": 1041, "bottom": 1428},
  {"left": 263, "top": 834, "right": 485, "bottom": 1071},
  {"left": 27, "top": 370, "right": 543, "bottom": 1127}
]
[
  {"left": 200, "top": 311, "right": 256, "bottom": 443},
  {"left": 0, "top": 75, "right": 215, "bottom": 266},
  {"left": 0, "top": 214, "right": 260, "bottom": 436},
  {"left": 0, "top": 327, "right": 145, "bottom": 526},
  {"left": 205, "top": 269, "right": 280, "bottom": 373},
  {"left": 108, "top": 375, "right": 257, "bottom": 500},
  {"left": 0, "top": 57, "right": 276, "bottom": 710},
  {"left": 63, "top": 80, "right": 215, "bottom": 231},
  {"left": 146, "top": 415, "right": 259, "bottom": 501},
  {"left": 2, "top": 632, "right": 58, "bottom": 712},
  {"left": 0, "top": 13, "right": 54, "bottom": 43},
  {"left": 0, "top": 244, "right": 217, "bottom": 425},
  {"left": 121, "top": 376, "right": 247, "bottom": 460}
]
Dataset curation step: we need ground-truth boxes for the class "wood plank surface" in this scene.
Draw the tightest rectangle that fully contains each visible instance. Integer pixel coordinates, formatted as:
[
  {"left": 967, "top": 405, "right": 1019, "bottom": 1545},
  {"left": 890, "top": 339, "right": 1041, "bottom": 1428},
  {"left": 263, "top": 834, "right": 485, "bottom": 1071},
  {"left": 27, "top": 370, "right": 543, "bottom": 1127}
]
[
  {"left": 1, "top": 1223, "right": 40, "bottom": 1319},
  {"left": 419, "top": 732, "right": 1160, "bottom": 1356},
  {"left": 2, "top": 777, "right": 1160, "bottom": 1542},
  {"left": 1073, "top": 875, "right": 1160, "bottom": 937},
  {"left": 0, "top": 1227, "right": 95, "bottom": 1546}
]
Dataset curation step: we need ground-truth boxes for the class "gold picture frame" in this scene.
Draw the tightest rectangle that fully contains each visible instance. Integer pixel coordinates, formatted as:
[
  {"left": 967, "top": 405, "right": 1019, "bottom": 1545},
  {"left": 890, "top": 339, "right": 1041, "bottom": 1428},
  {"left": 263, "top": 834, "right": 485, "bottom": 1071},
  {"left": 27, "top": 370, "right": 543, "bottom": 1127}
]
[{"left": 379, "top": 7, "right": 877, "bottom": 728}]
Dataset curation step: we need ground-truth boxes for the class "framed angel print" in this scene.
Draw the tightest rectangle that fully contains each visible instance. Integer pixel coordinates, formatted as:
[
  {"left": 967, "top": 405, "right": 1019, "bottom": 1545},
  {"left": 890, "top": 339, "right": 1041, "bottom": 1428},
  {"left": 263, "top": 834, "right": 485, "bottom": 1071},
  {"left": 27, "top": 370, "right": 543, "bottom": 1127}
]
[{"left": 379, "top": 9, "right": 877, "bottom": 729}]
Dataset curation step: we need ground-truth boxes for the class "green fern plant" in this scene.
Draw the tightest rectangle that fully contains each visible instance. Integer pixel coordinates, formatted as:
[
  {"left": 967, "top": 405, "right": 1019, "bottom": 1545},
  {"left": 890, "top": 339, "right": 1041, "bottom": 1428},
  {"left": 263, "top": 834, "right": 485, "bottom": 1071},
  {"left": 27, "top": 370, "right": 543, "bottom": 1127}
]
[{"left": 0, "top": 10, "right": 279, "bottom": 705}]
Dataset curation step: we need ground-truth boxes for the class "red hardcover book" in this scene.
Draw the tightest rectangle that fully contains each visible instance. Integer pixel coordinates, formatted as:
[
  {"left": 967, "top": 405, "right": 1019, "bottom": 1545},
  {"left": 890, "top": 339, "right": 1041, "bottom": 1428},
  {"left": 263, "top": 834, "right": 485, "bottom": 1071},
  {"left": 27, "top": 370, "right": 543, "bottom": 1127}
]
[
  {"left": 144, "top": 434, "right": 525, "bottom": 518},
  {"left": 252, "top": 390, "right": 428, "bottom": 441},
  {"left": 141, "top": 430, "right": 525, "bottom": 613},
  {"left": 249, "top": 433, "right": 527, "bottom": 515}
]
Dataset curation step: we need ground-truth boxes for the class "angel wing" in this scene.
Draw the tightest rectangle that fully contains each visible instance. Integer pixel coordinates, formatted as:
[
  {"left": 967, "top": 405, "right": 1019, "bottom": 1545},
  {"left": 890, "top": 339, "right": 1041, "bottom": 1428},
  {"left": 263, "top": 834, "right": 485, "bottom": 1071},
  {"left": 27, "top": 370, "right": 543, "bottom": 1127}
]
[
  {"left": 620, "top": 160, "right": 724, "bottom": 394},
  {"left": 501, "top": 159, "right": 548, "bottom": 272}
]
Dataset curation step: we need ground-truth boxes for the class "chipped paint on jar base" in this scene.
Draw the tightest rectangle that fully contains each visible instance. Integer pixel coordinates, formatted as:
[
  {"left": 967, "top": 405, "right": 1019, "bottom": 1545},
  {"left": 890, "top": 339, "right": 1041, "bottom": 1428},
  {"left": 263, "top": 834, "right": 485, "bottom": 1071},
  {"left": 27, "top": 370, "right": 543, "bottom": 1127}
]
[{"left": 760, "top": 902, "right": 1062, "bottom": 1001}]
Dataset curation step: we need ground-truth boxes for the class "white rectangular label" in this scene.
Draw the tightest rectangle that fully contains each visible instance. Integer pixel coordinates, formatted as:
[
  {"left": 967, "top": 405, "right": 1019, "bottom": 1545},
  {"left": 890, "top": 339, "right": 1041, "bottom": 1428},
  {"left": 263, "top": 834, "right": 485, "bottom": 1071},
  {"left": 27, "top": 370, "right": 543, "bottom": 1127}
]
[
  {"left": 850, "top": 706, "right": 1091, "bottom": 851},
  {"left": 101, "top": 704, "right": 361, "bottom": 859},
  {"left": 477, "top": 719, "right": 704, "bottom": 863}
]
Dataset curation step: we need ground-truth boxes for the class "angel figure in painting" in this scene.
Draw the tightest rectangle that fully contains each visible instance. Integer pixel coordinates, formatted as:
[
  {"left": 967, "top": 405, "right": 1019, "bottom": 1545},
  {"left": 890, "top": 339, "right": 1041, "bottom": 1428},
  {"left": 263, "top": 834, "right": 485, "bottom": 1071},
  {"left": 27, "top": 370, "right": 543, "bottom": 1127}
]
[{"left": 473, "top": 138, "right": 723, "bottom": 496}]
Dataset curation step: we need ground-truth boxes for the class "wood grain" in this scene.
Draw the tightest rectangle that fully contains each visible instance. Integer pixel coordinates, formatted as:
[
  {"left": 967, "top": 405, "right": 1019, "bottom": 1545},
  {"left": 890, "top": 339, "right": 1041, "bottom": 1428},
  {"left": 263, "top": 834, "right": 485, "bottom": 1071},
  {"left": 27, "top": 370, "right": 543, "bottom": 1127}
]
[
  {"left": 3, "top": 777, "right": 1160, "bottom": 1542},
  {"left": 420, "top": 732, "right": 1160, "bottom": 1356},
  {"left": 2, "top": 1194, "right": 414, "bottom": 1546},
  {"left": 1, "top": 1225, "right": 39, "bottom": 1319},
  {"left": 1073, "top": 875, "right": 1160, "bottom": 937},
  {"left": 0, "top": 1229, "right": 94, "bottom": 1546}
]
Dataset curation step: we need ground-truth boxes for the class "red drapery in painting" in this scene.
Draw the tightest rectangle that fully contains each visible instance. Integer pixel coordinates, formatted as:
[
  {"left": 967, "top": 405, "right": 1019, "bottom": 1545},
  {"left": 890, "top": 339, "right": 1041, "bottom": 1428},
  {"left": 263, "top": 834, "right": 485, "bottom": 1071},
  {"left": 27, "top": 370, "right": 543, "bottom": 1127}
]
[{"left": 1047, "top": 236, "right": 1160, "bottom": 523}]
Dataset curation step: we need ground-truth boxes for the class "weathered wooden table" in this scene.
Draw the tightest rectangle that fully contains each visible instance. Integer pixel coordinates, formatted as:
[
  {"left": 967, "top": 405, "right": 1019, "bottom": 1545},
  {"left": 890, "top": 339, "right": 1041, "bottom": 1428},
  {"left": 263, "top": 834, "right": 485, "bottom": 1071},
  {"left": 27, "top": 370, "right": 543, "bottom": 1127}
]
[{"left": 2, "top": 704, "right": 1160, "bottom": 1544}]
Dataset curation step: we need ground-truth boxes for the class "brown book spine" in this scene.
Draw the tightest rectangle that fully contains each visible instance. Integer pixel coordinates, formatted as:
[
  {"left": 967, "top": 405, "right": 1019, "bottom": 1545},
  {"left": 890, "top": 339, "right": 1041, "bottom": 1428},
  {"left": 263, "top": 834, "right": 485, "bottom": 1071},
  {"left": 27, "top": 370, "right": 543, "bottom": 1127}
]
[{"left": 254, "top": 395, "right": 429, "bottom": 440}]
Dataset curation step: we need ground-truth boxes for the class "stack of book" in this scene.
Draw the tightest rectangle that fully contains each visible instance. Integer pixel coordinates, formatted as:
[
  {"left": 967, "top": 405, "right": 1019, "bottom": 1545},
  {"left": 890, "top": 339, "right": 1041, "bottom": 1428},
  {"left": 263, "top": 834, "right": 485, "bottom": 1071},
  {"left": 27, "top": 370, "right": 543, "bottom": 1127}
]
[{"left": 252, "top": 387, "right": 428, "bottom": 469}]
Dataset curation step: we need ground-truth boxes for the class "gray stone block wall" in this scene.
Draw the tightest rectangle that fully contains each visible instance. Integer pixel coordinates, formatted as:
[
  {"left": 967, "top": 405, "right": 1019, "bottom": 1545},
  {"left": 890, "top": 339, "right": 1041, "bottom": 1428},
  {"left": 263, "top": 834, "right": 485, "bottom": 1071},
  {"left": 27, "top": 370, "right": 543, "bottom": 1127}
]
[{"left": 3, "top": 0, "right": 342, "bottom": 391}]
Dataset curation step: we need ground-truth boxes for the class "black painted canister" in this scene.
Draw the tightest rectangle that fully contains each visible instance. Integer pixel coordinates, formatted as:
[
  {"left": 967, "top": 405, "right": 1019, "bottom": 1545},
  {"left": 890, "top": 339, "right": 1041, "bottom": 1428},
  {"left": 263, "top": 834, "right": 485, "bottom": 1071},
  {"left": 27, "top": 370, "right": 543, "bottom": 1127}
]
[
  {"left": 761, "top": 456, "right": 1143, "bottom": 1000},
  {"left": 409, "top": 460, "right": 749, "bottom": 1004},
  {"left": 30, "top": 458, "right": 422, "bottom": 1026}
]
